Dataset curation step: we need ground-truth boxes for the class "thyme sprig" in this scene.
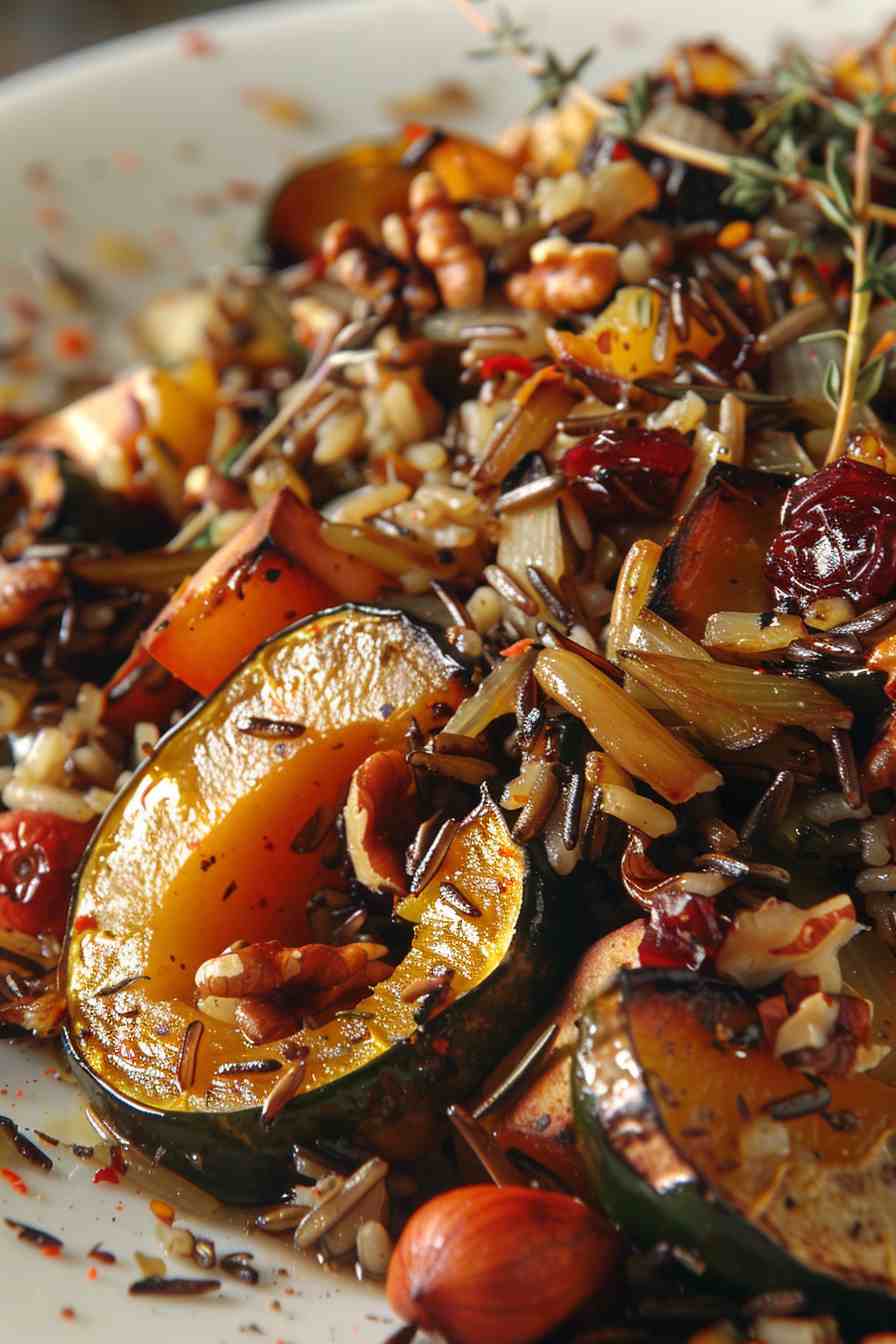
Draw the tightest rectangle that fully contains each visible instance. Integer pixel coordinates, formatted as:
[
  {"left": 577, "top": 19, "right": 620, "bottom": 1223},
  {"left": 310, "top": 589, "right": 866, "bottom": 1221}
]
[
  {"left": 453, "top": 4, "right": 896, "bottom": 445},
  {"left": 826, "top": 119, "right": 875, "bottom": 464},
  {"left": 460, "top": 0, "right": 594, "bottom": 112},
  {"left": 452, "top": 0, "right": 896, "bottom": 229}
]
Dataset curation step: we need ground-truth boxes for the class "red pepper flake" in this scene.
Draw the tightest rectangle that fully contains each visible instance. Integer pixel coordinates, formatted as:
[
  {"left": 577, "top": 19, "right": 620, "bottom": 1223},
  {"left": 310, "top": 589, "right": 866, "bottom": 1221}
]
[
  {"left": 499, "top": 638, "right": 536, "bottom": 658},
  {"left": 35, "top": 204, "right": 66, "bottom": 234},
  {"left": 86, "top": 1266, "right": 98, "bottom": 1281},
  {"left": 24, "top": 162, "right": 53, "bottom": 191},
  {"left": 92, "top": 1166, "right": 120, "bottom": 1186},
  {"left": 431, "top": 1036, "right": 450, "bottom": 1056},
  {"left": 226, "top": 179, "right": 261, "bottom": 203},
  {"left": 60, "top": 1307, "right": 75, "bottom": 1320},
  {"left": 611, "top": 140, "right": 633, "bottom": 160},
  {"left": 479, "top": 353, "right": 535, "bottom": 381},
  {"left": 111, "top": 150, "right": 142, "bottom": 173},
  {"left": 54, "top": 325, "right": 93, "bottom": 362},
  {"left": 6, "top": 294, "right": 42, "bottom": 324},
  {"left": 1, "top": 1168, "right": 28, "bottom": 1195},
  {"left": 150, "top": 1198, "right": 175, "bottom": 1225},
  {"left": 180, "top": 28, "right": 217, "bottom": 58},
  {"left": 74, "top": 914, "right": 97, "bottom": 933},
  {"left": 42, "top": 1244, "right": 62, "bottom": 1258}
]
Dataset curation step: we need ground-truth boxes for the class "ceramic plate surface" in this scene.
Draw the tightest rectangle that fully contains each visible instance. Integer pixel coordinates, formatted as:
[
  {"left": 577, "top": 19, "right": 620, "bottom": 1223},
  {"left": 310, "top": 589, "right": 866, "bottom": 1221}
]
[{"left": 0, "top": 0, "right": 893, "bottom": 1338}]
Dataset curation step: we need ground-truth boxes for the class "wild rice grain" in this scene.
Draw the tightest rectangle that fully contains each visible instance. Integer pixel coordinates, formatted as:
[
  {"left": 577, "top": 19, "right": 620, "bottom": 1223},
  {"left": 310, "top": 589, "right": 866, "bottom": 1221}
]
[
  {"left": 260, "top": 1049, "right": 309, "bottom": 1127},
  {"left": 407, "top": 750, "right": 497, "bottom": 784},
  {"left": 495, "top": 473, "right": 566, "bottom": 515},
  {"left": 176, "top": 1020, "right": 204, "bottom": 1093},
  {"left": 129, "top": 1276, "right": 220, "bottom": 1297},
  {"left": 408, "top": 817, "right": 459, "bottom": 895},
  {"left": 483, "top": 564, "right": 538, "bottom": 617},
  {"left": 439, "top": 880, "right": 481, "bottom": 918},
  {"left": 512, "top": 762, "right": 561, "bottom": 843},
  {"left": 219, "top": 1251, "right": 259, "bottom": 1285},
  {"left": 472, "top": 1022, "right": 560, "bottom": 1120},
  {"left": 294, "top": 1157, "right": 389, "bottom": 1251},
  {"left": 356, "top": 1220, "right": 393, "bottom": 1278}
]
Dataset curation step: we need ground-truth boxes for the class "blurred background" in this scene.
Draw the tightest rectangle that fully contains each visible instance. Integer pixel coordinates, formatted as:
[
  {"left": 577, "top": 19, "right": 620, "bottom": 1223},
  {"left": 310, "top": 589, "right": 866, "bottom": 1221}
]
[{"left": 2, "top": 1, "right": 255, "bottom": 77}]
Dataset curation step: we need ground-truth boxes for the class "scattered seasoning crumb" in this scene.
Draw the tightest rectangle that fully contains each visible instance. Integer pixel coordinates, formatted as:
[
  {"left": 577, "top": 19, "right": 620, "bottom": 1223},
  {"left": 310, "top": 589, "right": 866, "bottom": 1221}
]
[
  {"left": 23, "top": 162, "right": 53, "bottom": 191},
  {"left": 93, "top": 233, "right": 153, "bottom": 276},
  {"left": 35, "top": 205, "right": 67, "bottom": 234},
  {"left": 92, "top": 1165, "right": 121, "bottom": 1185},
  {"left": 241, "top": 87, "right": 310, "bottom": 127},
  {"left": 227, "top": 179, "right": 261, "bottom": 203},
  {"left": 88, "top": 1244, "right": 116, "bottom": 1264},
  {"left": 111, "top": 150, "right": 142, "bottom": 173},
  {"left": 5, "top": 1218, "right": 62, "bottom": 1252},
  {"left": 53, "top": 325, "right": 94, "bottom": 362},
  {"left": 130, "top": 1276, "right": 221, "bottom": 1297},
  {"left": 180, "top": 28, "right": 217, "bottom": 58},
  {"left": 385, "top": 80, "right": 475, "bottom": 121},
  {"left": 0, "top": 1168, "right": 28, "bottom": 1195},
  {"left": 60, "top": 1307, "right": 75, "bottom": 1322},
  {"left": 220, "top": 1250, "right": 260, "bottom": 1285}
]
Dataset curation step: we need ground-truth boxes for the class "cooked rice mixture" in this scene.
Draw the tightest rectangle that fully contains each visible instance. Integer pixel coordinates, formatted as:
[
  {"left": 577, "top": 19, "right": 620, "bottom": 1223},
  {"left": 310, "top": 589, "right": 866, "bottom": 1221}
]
[{"left": 4, "top": 15, "right": 896, "bottom": 1343}]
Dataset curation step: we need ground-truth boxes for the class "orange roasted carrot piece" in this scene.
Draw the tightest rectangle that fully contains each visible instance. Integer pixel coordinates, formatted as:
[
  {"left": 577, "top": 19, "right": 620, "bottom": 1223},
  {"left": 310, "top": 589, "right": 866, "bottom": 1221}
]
[{"left": 143, "top": 490, "right": 385, "bottom": 696}]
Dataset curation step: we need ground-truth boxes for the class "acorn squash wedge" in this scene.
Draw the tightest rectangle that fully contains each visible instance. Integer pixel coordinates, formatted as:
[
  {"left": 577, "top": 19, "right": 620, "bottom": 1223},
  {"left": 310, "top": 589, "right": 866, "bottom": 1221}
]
[
  {"left": 573, "top": 968, "right": 896, "bottom": 1321},
  {"left": 64, "top": 606, "right": 563, "bottom": 1201}
]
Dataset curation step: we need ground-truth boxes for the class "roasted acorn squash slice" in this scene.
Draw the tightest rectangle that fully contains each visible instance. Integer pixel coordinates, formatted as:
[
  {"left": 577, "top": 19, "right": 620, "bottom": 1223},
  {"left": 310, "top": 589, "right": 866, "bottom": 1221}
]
[
  {"left": 573, "top": 969, "right": 896, "bottom": 1320},
  {"left": 65, "top": 607, "right": 563, "bottom": 1201}
]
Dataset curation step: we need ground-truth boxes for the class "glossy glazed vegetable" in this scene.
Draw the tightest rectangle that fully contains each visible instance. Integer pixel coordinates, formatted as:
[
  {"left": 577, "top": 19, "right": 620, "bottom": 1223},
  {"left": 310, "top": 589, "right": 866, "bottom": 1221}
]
[
  {"left": 548, "top": 286, "right": 723, "bottom": 382},
  {"left": 65, "top": 608, "right": 566, "bottom": 1201},
  {"left": 650, "top": 464, "right": 790, "bottom": 643},
  {"left": 648, "top": 463, "right": 889, "bottom": 713},
  {"left": 573, "top": 968, "right": 896, "bottom": 1319},
  {"left": 102, "top": 645, "right": 193, "bottom": 734},
  {"left": 479, "top": 920, "right": 644, "bottom": 1196},
  {"left": 143, "top": 489, "right": 384, "bottom": 696}
]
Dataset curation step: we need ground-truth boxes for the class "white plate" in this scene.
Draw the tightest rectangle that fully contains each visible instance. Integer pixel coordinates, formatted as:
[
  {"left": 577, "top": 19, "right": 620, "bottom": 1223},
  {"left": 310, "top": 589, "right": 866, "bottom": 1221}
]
[{"left": 0, "top": 0, "right": 892, "bottom": 1338}]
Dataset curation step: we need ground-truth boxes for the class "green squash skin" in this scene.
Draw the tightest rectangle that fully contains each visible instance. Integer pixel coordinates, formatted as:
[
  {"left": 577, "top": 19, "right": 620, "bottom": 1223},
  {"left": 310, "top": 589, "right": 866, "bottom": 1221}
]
[
  {"left": 65, "top": 842, "right": 564, "bottom": 1203},
  {"left": 572, "top": 991, "right": 896, "bottom": 1326},
  {"left": 63, "top": 604, "right": 574, "bottom": 1204}
]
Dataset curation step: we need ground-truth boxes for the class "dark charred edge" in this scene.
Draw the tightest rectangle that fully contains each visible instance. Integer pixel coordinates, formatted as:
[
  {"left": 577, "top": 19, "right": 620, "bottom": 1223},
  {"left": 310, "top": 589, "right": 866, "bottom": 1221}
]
[{"left": 649, "top": 463, "right": 792, "bottom": 632}]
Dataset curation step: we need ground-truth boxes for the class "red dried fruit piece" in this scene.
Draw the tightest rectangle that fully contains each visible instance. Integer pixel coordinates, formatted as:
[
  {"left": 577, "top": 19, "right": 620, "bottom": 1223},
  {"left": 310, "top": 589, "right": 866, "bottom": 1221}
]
[
  {"left": 561, "top": 425, "right": 692, "bottom": 521},
  {"left": 638, "top": 890, "right": 726, "bottom": 971},
  {"left": 766, "top": 458, "right": 896, "bottom": 614},
  {"left": 0, "top": 812, "right": 94, "bottom": 937}
]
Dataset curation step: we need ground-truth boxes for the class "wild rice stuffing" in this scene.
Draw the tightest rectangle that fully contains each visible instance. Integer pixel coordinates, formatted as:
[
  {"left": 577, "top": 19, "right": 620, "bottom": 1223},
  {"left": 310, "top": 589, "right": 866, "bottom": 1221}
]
[{"left": 4, "top": 11, "right": 896, "bottom": 1343}]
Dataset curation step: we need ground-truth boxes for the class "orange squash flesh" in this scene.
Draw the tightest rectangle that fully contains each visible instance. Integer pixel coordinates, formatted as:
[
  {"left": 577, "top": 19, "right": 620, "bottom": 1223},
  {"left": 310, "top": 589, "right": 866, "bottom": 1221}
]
[
  {"left": 650, "top": 464, "right": 790, "bottom": 644},
  {"left": 67, "top": 608, "right": 471, "bottom": 1113},
  {"left": 628, "top": 980, "right": 896, "bottom": 1294},
  {"left": 143, "top": 489, "right": 385, "bottom": 696}
]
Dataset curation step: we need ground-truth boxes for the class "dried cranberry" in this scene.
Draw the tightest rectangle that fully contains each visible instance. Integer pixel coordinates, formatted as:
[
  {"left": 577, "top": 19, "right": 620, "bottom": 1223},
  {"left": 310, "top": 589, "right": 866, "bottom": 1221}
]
[
  {"left": 638, "top": 891, "right": 726, "bottom": 971},
  {"left": 765, "top": 458, "right": 896, "bottom": 614},
  {"left": 561, "top": 425, "right": 692, "bottom": 521},
  {"left": 0, "top": 811, "right": 94, "bottom": 937}
]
